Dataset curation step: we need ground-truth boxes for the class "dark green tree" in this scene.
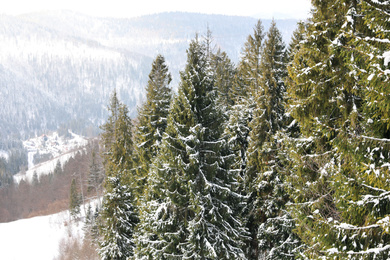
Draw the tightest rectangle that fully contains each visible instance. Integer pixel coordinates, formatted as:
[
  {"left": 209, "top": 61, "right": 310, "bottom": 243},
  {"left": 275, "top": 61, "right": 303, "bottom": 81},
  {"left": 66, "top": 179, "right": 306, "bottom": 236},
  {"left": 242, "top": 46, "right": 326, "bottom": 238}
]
[
  {"left": 222, "top": 20, "right": 265, "bottom": 259},
  {"left": 285, "top": 0, "right": 355, "bottom": 256},
  {"left": 211, "top": 48, "right": 236, "bottom": 112},
  {"left": 253, "top": 20, "right": 300, "bottom": 259},
  {"left": 241, "top": 20, "right": 300, "bottom": 259},
  {"left": 224, "top": 19, "right": 265, "bottom": 190},
  {"left": 233, "top": 19, "right": 264, "bottom": 99},
  {"left": 69, "top": 178, "right": 81, "bottom": 219},
  {"left": 99, "top": 92, "right": 138, "bottom": 260},
  {"left": 135, "top": 37, "right": 246, "bottom": 259},
  {"left": 284, "top": 0, "right": 390, "bottom": 258},
  {"left": 32, "top": 171, "right": 39, "bottom": 186},
  {"left": 134, "top": 54, "right": 172, "bottom": 201},
  {"left": 54, "top": 160, "right": 62, "bottom": 175}
]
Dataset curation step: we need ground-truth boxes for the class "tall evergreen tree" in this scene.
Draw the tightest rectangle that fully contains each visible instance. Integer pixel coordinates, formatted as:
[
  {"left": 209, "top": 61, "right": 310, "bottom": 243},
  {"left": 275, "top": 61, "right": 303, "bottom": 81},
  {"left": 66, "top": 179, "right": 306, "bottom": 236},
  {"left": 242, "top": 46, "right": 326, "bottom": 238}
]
[
  {"left": 134, "top": 54, "right": 172, "bottom": 201},
  {"left": 69, "top": 178, "right": 81, "bottom": 219},
  {"left": 285, "top": 0, "right": 357, "bottom": 256},
  {"left": 99, "top": 172, "right": 138, "bottom": 260},
  {"left": 320, "top": 1, "right": 390, "bottom": 258},
  {"left": 285, "top": 0, "right": 390, "bottom": 258},
  {"left": 99, "top": 92, "right": 138, "bottom": 260},
  {"left": 233, "top": 20, "right": 264, "bottom": 98},
  {"left": 225, "top": 19, "right": 265, "bottom": 188},
  {"left": 135, "top": 37, "right": 246, "bottom": 259},
  {"left": 242, "top": 20, "right": 300, "bottom": 259}
]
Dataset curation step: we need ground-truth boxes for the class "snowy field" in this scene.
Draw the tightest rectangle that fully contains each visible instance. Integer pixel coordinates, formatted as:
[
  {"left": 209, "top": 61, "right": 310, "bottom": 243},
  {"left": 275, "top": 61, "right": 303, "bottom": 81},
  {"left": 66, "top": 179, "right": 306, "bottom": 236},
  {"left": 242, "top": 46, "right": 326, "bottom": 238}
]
[{"left": 0, "top": 209, "right": 85, "bottom": 260}]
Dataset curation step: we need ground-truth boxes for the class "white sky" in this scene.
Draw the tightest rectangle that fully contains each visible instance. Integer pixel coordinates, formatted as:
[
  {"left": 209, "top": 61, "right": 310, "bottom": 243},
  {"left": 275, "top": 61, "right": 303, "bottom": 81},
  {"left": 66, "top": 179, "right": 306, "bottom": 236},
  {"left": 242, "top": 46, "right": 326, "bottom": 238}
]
[{"left": 1, "top": 0, "right": 312, "bottom": 19}]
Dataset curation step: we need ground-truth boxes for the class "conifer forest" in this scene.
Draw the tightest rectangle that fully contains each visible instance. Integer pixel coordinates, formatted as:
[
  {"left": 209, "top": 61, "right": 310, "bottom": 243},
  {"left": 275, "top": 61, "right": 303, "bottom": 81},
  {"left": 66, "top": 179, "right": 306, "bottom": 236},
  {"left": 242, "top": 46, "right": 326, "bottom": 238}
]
[
  {"left": 90, "top": 1, "right": 390, "bottom": 259},
  {"left": 3, "top": 0, "right": 389, "bottom": 259}
]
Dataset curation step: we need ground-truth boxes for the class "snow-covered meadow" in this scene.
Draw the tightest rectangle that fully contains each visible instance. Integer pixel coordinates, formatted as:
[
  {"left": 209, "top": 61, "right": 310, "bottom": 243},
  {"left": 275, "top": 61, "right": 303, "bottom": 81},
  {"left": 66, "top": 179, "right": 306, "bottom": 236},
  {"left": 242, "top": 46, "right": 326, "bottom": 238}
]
[
  {"left": 0, "top": 207, "right": 86, "bottom": 260},
  {"left": 0, "top": 131, "right": 93, "bottom": 259}
]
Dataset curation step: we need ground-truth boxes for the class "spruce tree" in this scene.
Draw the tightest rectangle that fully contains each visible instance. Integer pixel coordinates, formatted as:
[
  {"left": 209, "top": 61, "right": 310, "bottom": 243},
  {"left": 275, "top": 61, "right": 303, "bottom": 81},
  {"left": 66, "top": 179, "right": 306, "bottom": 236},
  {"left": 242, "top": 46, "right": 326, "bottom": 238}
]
[
  {"left": 225, "top": 19, "right": 265, "bottom": 189},
  {"left": 285, "top": 1, "right": 353, "bottom": 256},
  {"left": 284, "top": 0, "right": 390, "bottom": 258},
  {"left": 319, "top": 1, "right": 390, "bottom": 258},
  {"left": 134, "top": 54, "right": 172, "bottom": 202},
  {"left": 99, "top": 92, "right": 138, "bottom": 260},
  {"left": 54, "top": 160, "right": 62, "bottom": 175},
  {"left": 135, "top": 37, "right": 246, "bottom": 259},
  {"left": 234, "top": 20, "right": 264, "bottom": 98},
  {"left": 69, "top": 178, "right": 81, "bottom": 219},
  {"left": 99, "top": 173, "right": 138, "bottom": 260},
  {"left": 242, "top": 20, "right": 300, "bottom": 259}
]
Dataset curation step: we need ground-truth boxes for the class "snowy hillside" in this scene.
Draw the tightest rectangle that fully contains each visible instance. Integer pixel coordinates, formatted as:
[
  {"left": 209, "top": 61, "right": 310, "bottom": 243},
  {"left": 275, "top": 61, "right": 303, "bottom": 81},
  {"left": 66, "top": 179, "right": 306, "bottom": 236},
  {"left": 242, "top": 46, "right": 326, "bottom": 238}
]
[
  {"left": 14, "top": 131, "right": 88, "bottom": 183},
  {"left": 0, "top": 11, "right": 298, "bottom": 142},
  {"left": 0, "top": 201, "right": 96, "bottom": 260}
]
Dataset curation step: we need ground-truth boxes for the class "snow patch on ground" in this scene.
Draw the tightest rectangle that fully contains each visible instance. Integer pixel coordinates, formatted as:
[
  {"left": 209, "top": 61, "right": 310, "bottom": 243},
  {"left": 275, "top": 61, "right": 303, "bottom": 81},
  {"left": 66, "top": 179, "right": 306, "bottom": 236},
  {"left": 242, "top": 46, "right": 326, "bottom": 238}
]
[
  {"left": 0, "top": 198, "right": 100, "bottom": 260},
  {"left": 0, "top": 207, "right": 86, "bottom": 260}
]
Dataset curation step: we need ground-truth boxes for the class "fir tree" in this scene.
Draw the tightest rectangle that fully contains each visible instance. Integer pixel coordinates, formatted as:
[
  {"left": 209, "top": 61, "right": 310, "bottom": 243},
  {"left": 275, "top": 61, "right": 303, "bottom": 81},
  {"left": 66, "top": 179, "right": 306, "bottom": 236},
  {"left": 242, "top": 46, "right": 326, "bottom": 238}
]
[
  {"left": 242, "top": 20, "right": 300, "bottom": 259},
  {"left": 134, "top": 54, "right": 172, "bottom": 201},
  {"left": 284, "top": 0, "right": 390, "bottom": 258},
  {"left": 69, "top": 178, "right": 81, "bottom": 219},
  {"left": 285, "top": 0, "right": 353, "bottom": 255},
  {"left": 100, "top": 90, "right": 121, "bottom": 165},
  {"left": 232, "top": 19, "right": 264, "bottom": 100},
  {"left": 32, "top": 171, "right": 39, "bottom": 186},
  {"left": 211, "top": 49, "right": 236, "bottom": 112},
  {"left": 225, "top": 19, "right": 265, "bottom": 189},
  {"left": 99, "top": 92, "right": 138, "bottom": 259},
  {"left": 99, "top": 174, "right": 138, "bottom": 260},
  {"left": 320, "top": 1, "right": 390, "bottom": 258},
  {"left": 135, "top": 36, "right": 246, "bottom": 259},
  {"left": 54, "top": 160, "right": 62, "bottom": 175}
]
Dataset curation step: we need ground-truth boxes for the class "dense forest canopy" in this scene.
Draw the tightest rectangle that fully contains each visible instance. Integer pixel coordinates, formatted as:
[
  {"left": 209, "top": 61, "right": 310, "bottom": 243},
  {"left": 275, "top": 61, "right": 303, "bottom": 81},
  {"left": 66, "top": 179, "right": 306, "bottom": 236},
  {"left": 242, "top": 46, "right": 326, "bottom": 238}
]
[{"left": 95, "top": 1, "right": 390, "bottom": 259}]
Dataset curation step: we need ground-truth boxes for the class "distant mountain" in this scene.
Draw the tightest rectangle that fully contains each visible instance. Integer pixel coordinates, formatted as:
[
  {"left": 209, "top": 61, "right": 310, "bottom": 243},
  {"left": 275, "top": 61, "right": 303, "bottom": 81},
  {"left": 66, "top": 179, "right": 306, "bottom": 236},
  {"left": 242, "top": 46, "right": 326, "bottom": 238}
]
[{"left": 0, "top": 11, "right": 298, "bottom": 144}]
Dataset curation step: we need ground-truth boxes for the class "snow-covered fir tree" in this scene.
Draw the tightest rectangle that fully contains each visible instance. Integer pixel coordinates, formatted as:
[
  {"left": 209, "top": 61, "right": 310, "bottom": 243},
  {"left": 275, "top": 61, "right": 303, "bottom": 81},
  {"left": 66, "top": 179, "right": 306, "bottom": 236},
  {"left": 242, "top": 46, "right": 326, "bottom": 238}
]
[
  {"left": 241, "top": 20, "right": 300, "bottom": 259},
  {"left": 88, "top": 144, "right": 104, "bottom": 207},
  {"left": 134, "top": 54, "right": 172, "bottom": 202},
  {"left": 99, "top": 174, "right": 138, "bottom": 260},
  {"left": 135, "top": 36, "right": 246, "bottom": 259},
  {"left": 222, "top": 20, "right": 265, "bottom": 259},
  {"left": 99, "top": 92, "right": 138, "bottom": 260},
  {"left": 286, "top": 0, "right": 390, "bottom": 258},
  {"left": 224, "top": 19, "right": 265, "bottom": 193}
]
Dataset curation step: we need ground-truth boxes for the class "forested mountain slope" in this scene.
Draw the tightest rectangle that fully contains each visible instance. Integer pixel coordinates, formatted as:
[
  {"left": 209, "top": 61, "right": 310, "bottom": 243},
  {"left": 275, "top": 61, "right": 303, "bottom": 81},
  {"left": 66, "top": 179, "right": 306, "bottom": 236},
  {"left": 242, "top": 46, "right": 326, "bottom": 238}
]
[{"left": 0, "top": 11, "right": 298, "bottom": 144}]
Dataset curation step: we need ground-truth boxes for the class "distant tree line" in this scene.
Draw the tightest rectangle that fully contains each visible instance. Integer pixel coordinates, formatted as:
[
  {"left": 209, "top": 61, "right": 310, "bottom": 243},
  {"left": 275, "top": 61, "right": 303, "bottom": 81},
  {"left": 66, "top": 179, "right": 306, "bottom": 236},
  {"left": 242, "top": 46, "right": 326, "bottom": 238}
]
[{"left": 0, "top": 147, "right": 28, "bottom": 188}]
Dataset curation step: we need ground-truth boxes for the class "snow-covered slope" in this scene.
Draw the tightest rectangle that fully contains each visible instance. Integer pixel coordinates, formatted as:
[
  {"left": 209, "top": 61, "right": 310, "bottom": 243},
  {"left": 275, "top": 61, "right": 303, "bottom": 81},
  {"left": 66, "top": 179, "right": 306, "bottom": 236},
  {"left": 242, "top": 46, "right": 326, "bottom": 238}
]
[
  {"left": 0, "top": 201, "right": 96, "bottom": 260},
  {"left": 0, "top": 11, "right": 298, "bottom": 142}
]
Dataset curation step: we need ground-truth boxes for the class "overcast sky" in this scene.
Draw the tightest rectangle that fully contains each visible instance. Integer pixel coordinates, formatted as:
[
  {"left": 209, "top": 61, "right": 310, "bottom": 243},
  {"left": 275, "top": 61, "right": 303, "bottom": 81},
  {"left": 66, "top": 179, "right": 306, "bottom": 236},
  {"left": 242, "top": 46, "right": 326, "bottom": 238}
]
[{"left": 2, "top": 0, "right": 312, "bottom": 19}]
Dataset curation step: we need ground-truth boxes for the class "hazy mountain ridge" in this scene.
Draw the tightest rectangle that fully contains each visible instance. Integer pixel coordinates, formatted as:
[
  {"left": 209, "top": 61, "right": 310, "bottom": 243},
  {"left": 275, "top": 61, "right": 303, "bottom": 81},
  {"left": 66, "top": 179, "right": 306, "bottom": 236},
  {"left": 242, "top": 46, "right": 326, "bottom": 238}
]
[{"left": 0, "top": 11, "right": 298, "bottom": 144}]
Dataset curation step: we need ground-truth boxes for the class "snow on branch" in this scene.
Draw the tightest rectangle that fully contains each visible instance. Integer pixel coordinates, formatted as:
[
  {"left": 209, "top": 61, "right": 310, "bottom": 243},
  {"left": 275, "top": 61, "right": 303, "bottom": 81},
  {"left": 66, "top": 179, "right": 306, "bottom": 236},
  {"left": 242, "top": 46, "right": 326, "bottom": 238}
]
[
  {"left": 333, "top": 222, "right": 380, "bottom": 231},
  {"left": 360, "top": 135, "right": 390, "bottom": 143}
]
